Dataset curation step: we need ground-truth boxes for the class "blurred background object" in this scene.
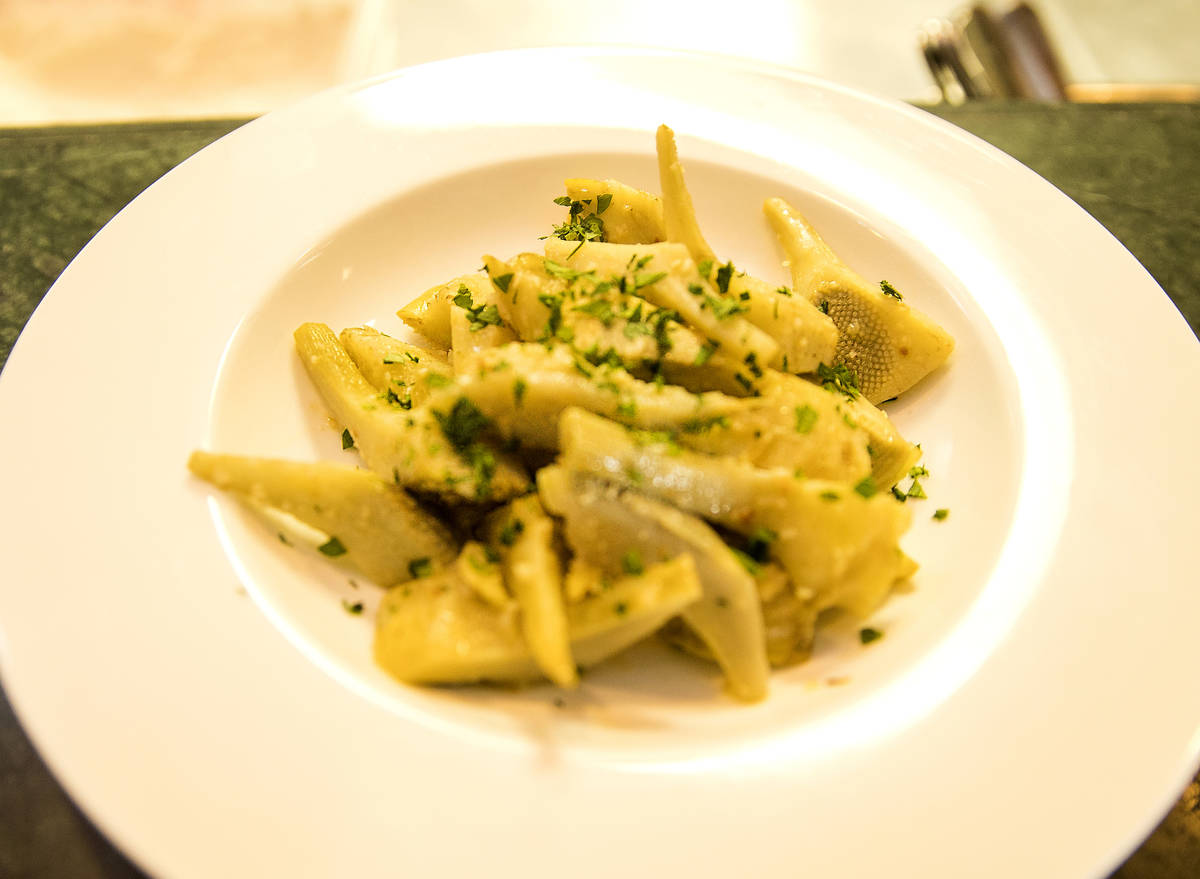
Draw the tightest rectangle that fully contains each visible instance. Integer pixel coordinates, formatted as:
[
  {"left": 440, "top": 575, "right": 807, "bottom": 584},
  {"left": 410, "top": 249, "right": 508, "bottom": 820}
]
[
  {"left": 920, "top": 1, "right": 1200, "bottom": 103},
  {"left": 0, "top": 0, "right": 1196, "bottom": 125}
]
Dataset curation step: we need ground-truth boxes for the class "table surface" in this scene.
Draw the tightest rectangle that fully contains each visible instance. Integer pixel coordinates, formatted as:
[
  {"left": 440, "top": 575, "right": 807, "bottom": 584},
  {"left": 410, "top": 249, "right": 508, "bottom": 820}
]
[{"left": 1, "top": 103, "right": 1198, "bottom": 878}]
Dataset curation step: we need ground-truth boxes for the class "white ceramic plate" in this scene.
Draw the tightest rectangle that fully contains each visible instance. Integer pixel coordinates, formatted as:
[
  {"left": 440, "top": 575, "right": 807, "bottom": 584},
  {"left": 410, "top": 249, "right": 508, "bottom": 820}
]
[{"left": 1, "top": 48, "right": 1197, "bottom": 879}]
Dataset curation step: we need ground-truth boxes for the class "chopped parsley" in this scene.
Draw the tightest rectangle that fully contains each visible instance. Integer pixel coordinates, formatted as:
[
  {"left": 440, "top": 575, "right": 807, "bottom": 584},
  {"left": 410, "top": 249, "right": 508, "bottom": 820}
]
[
  {"left": 794, "top": 404, "right": 818, "bottom": 434},
  {"left": 880, "top": 280, "right": 903, "bottom": 300},
  {"left": 621, "top": 550, "right": 644, "bottom": 576},
  {"left": 318, "top": 536, "right": 347, "bottom": 557},
  {"left": 633, "top": 270, "right": 667, "bottom": 289},
  {"left": 491, "top": 272, "right": 514, "bottom": 293},
  {"left": 818, "top": 300, "right": 830, "bottom": 314},
  {"left": 648, "top": 308, "right": 678, "bottom": 353},
  {"left": 535, "top": 291, "right": 570, "bottom": 343},
  {"left": 933, "top": 508, "right": 950, "bottom": 520},
  {"left": 714, "top": 261, "right": 735, "bottom": 294},
  {"left": 731, "top": 548, "right": 762, "bottom": 577},
  {"left": 697, "top": 259, "right": 714, "bottom": 278},
  {"left": 694, "top": 341, "right": 718, "bottom": 365},
  {"left": 859, "top": 627, "right": 883, "bottom": 644},
  {"left": 512, "top": 377, "right": 527, "bottom": 406},
  {"left": 614, "top": 601, "right": 628, "bottom": 616},
  {"left": 425, "top": 373, "right": 452, "bottom": 389},
  {"left": 451, "top": 285, "right": 504, "bottom": 332},
  {"left": 819, "top": 490, "right": 841, "bottom": 502},
  {"left": 543, "top": 259, "right": 595, "bottom": 282},
  {"left": 498, "top": 518, "right": 525, "bottom": 546},
  {"left": 549, "top": 197, "right": 606, "bottom": 244},
  {"left": 433, "top": 397, "right": 499, "bottom": 498},
  {"left": 623, "top": 320, "right": 651, "bottom": 340},
  {"left": 341, "top": 428, "right": 355, "bottom": 449},
  {"left": 681, "top": 415, "right": 729, "bottom": 433},
  {"left": 342, "top": 600, "right": 364, "bottom": 615},
  {"left": 575, "top": 299, "right": 616, "bottom": 326},
  {"left": 854, "top": 476, "right": 877, "bottom": 498},
  {"left": 745, "top": 527, "right": 777, "bottom": 563},
  {"left": 596, "top": 192, "right": 613, "bottom": 214},
  {"left": 434, "top": 398, "right": 490, "bottom": 450},
  {"left": 817, "top": 362, "right": 861, "bottom": 398},
  {"left": 408, "top": 557, "right": 433, "bottom": 579},
  {"left": 704, "top": 294, "right": 748, "bottom": 320},
  {"left": 906, "top": 479, "right": 928, "bottom": 499}
]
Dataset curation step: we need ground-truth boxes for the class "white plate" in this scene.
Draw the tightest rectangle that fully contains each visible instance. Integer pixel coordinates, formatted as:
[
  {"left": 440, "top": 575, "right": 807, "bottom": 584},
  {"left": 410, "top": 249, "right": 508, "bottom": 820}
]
[{"left": 1, "top": 48, "right": 1197, "bottom": 879}]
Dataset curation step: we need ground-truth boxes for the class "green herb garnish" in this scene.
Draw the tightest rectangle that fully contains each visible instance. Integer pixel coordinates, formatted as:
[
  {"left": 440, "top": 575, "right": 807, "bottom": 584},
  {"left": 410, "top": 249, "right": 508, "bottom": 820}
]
[
  {"left": 408, "top": 557, "right": 432, "bottom": 579},
  {"left": 319, "top": 536, "right": 347, "bottom": 557},
  {"left": 731, "top": 548, "right": 762, "bottom": 577},
  {"left": 543, "top": 258, "right": 595, "bottom": 282},
  {"left": 633, "top": 270, "right": 667, "bottom": 289},
  {"left": 794, "top": 404, "right": 818, "bottom": 434},
  {"left": 433, "top": 397, "right": 491, "bottom": 451},
  {"left": 704, "top": 294, "right": 749, "bottom": 320},
  {"left": 933, "top": 508, "right": 950, "bottom": 520},
  {"left": 817, "top": 362, "right": 861, "bottom": 398},
  {"left": 499, "top": 518, "right": 525, "bottom": 547},
  {"left": 549, "top": 197, "right": 606, "bottom": 244},
  {"left": 621, "top": 550, "right": 644, "bottom": 576},
  {"left": 880, "top": 280, "right": 903, "bottom": 300},
  {"left": 859, "top": 627, "right": 883, "bottom": 644},
  {"left": 452, "top": 285, "right": 504, "bottom": 332},
  {"left": 341, "top": 428, "right": 355, "bottom": 449},
  {"left": 746, "top": 527, "right": 777, "bottom": 563},
  {"left": 575, "top": 299, "right": 616, "bottom": 326},
  {"left": 714, "top": 262, "right": 734, "bottom": 294}
]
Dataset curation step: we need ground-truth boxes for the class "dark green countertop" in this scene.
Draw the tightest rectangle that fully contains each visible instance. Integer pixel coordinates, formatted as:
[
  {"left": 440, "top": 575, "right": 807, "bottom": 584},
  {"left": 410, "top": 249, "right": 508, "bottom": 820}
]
[{"left": 1, "top": 105, "right": 1198, "bottom": 878}]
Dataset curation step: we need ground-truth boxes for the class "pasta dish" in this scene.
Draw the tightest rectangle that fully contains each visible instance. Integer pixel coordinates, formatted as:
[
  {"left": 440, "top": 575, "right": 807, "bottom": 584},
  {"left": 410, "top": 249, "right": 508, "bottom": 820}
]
[{"left": 188, "top": 125, "right": 954, "bottom": 702}]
